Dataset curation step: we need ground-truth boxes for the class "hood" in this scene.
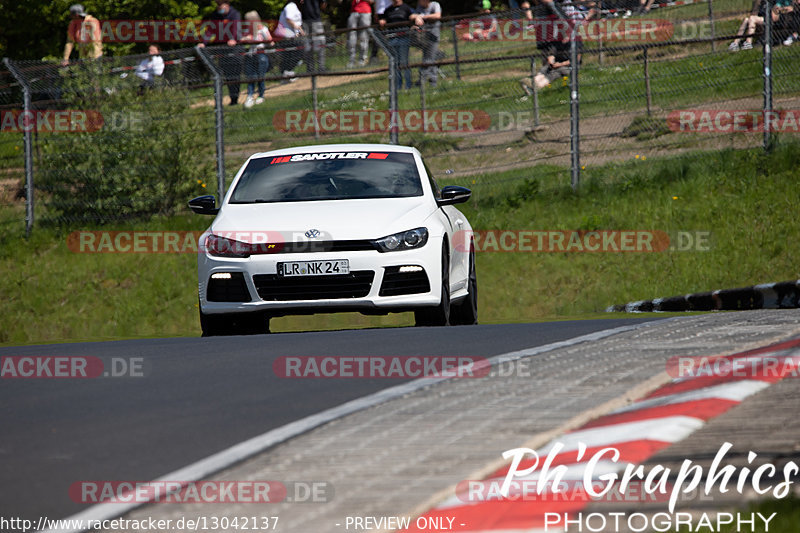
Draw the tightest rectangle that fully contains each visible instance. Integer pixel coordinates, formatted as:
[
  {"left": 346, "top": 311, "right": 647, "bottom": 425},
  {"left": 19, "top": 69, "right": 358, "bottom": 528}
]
[{"left": 210, "top": 196, "right": 433, "bottom": 243}]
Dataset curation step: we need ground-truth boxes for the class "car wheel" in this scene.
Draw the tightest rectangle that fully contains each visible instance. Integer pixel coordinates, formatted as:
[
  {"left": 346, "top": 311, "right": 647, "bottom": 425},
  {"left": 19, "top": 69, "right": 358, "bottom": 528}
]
[
  {"left": 450, "top": 247, "right": 477, "bottom": 325},
  {"left": 414, "top": 246, "right": 450, "bottom": 327},
  {"left": 200, "top": 306, "right": 270, "bottom": 336}
]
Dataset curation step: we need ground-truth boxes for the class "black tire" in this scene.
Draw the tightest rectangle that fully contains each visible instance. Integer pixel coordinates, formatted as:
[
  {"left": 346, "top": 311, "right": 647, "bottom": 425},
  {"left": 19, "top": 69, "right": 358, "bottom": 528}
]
[
  {"left": 415, "top": 246, "right": 450, "bottom": 327},
  {"left": 450, "top": 247, "right": 478, "bottom": 325},
  {"left": 200, "top": 307, "right": 270, "bottom": 336}
]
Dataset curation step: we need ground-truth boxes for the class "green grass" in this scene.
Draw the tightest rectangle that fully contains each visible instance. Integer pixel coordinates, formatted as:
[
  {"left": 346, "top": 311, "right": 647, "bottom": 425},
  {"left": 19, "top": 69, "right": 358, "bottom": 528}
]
[
  {"left": 460, "top": 142, "right": 800, "bottom": 317},
  {"left": 1, "top": 140, "right": 799, "bottom": 345},
  {"left": 0, "top": 134, "right": 23, "bottom": 170}
]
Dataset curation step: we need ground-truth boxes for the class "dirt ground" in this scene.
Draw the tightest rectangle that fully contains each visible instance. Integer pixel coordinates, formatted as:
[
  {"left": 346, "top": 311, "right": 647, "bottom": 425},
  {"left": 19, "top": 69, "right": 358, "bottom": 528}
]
[{"left": 423, "top": 93, "right": 800, "bottom": 177}]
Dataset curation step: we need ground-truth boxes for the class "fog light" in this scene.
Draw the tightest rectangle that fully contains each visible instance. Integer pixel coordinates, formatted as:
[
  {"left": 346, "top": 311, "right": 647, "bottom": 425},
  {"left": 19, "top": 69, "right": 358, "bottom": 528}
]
[
  {"left": 211, "top": 272, "right": 233, "bottom": 279},
  {"left": 398, "top": 265, "right": 424, "bottom": 273}
]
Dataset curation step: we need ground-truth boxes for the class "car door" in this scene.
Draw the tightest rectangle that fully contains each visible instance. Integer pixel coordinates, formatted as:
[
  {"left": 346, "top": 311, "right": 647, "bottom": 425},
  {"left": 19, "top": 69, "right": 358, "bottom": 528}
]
[{"left": 424, "top": 164, "right": 469, "bottom": 292}]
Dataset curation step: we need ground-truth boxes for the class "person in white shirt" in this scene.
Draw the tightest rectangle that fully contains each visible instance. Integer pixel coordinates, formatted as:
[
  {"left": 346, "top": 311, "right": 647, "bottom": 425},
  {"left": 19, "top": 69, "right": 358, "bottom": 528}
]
[
  {"left": 275, "top": 1, "right": 305, "bottom": 80},
  {"left": 135, "top": 44, "right": 165, "bottom": 92},
  {"left": 241, "top": 11, "right": 273, "bottom": 107}
]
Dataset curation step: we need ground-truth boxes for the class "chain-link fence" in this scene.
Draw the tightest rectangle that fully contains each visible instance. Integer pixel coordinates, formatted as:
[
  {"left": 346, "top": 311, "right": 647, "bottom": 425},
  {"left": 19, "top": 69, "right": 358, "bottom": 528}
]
[
  {"left": 1, "top": 48, "right": 216, "bottom": 232},
  {"left": 1, "top": 0, "right": 797, "bottom": 233}
]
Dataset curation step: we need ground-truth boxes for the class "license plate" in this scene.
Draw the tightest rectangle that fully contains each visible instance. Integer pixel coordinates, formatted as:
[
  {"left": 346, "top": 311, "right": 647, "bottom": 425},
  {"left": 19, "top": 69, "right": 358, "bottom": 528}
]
[{"left": 278, "top": 259, "right": 350, "bottom": 277}]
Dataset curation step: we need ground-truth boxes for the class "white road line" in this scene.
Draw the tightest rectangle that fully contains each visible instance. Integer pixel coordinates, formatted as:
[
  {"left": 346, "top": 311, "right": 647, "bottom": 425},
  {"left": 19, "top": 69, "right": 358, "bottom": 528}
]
[
  {"left": 537, "top": 416, "right": 705, "bottom": 454},
  {"left": 39, "top": 321, "right": 663, "bottom": 533},
  {"left": 608, "top": 379, "right": 770, "bottom": 415}
]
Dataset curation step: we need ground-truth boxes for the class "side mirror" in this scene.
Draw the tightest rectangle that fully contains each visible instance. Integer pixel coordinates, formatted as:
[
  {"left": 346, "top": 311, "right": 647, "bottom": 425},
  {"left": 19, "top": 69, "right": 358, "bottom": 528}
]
[
  {"left": 188, "top": 195, "right": 219, "bottom": 215},
  {"left": 437, "top": 185, "right": 472, "bottom": 207}
]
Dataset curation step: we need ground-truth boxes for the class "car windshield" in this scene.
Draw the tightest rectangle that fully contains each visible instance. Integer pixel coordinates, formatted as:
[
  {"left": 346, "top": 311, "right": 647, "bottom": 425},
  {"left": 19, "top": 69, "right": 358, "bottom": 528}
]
[{"left": 229, "top": 151, "right": 423, "bottom": 203}]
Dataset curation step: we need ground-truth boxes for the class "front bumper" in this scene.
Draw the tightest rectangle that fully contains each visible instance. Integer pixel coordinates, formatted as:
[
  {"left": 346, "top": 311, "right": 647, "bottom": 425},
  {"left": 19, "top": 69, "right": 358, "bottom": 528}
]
[{"left": 198, "top": 244, "right": 442, "bottom": 316}]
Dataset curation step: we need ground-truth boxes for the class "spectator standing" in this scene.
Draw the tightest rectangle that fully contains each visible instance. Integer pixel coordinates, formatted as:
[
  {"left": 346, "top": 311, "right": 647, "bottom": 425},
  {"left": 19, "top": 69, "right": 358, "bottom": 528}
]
[
  {"left": 370, "top": 0, "right": 394, "bottom": 63},
  {"left": 380, "top": 0, "right": 415, "bottom": 90},
  {"left": 135, "top": 44, "right": 165, "bottom": 92},
  {"left": 411, "top": 0, "right": 441, "bottom": 86},
  {"left": 275, "top": 0, "right": 305, "bottom": 80},
  {"left": 62, "top": 4, "right": 102, "bottom": 65},
  {"left": 348, "top": 0, "right": 374, "bottom": 67},
  {"left": 302, "top": 0, "right": 328, "bottom": 72},
  {"left": 203, "top": 0, "right": 243, "bottom": 106},
  {"left": 241, "top": 11, "right": 273, "bottom": 108}
]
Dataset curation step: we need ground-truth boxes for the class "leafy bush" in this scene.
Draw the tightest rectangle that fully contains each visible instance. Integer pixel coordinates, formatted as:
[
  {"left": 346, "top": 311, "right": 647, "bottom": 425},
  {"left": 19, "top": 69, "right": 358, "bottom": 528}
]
[{"left": 36, "top": 63, "right": 213, "bottom": 224}]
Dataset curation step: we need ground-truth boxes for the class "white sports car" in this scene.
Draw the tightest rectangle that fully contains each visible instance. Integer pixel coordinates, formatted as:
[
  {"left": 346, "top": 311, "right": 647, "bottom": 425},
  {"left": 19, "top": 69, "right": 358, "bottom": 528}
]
[{"left": 189, "top": 143, "right": 477, "bottom": 336}]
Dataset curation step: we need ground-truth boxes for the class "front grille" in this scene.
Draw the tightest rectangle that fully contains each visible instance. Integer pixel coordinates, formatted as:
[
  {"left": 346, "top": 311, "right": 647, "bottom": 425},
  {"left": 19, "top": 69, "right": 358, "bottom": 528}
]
[
  {"left": 379, "top": 267, "right": 430, "bottom": 296},
  {"left": 207, "top": 273, "right": 252, "bottom": 302},
  {"left": 253, "top": 271, "right": 375, "bottom": 301},
  {"left": 263, "top": 240, "right": 376, "bottom": 253}
]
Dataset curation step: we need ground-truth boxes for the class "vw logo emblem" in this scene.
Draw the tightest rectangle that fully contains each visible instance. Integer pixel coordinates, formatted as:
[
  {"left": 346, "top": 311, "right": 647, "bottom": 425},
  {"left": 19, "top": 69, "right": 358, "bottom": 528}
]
[{"left": 305, "top": 229, "right": 321, "bottom": 238}]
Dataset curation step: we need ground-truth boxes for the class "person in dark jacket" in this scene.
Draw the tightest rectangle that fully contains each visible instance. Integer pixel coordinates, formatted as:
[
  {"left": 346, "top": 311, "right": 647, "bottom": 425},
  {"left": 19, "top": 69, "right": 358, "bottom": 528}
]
[
  {"left": 379, "top": 0, "right": 415, "bottom": 89},
  {"left": 203, "top": 0, "right": 243, "bottom": 105}
]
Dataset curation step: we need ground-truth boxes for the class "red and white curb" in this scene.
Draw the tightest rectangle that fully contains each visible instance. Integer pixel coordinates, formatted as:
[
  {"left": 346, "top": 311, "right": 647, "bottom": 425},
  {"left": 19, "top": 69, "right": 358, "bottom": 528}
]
[{"left": 404, "top": 337, "right": 800, "bottom": 532}]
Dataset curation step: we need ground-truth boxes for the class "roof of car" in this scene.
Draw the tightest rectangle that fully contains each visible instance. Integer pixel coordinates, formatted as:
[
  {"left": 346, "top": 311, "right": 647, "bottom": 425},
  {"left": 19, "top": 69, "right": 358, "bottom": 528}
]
[{"left": 250, "top": 143, "right": 418, "bottom": 159}]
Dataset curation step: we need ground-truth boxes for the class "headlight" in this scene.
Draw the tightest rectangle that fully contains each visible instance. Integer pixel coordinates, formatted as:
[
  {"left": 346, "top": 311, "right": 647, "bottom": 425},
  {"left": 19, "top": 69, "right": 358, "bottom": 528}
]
[
  {"left": 374, "top": 228, "right": 428, "bottom": 252},
  {"left": 205, "top": 234, "right": 253, "bottom": 258}
]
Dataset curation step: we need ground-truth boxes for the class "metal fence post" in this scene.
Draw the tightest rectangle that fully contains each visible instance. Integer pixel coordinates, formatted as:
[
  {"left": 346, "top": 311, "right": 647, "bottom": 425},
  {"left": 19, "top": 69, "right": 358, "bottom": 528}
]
[
  {"left": 763, "top": 0, "right": 773, "bottom": 151},
  {"left": 312, "top": 74, "right": 320, "bottom": 140},
  {"left": 451, "top": 20, "right": 462, "bottom": 81},
  {"left": 530, "top": 56, "right": 540, "bottom": 127},
  {"left": 707, "top": 0, "right": 717, "bottom": 52},
  {"left": 4, "top": 58, "right": 34, "bottom": 236},
  {"left": 569, "top": 26, "right": 580, "bottom": 191},
  {"left": 195, "top": 46, "right": 226, "bottom": 202},
  {"left": 643, "top": 46, "right": 652, "bottom": 116},
  {"left": 598, "top": 0, "right": 605, "bottom": 65},
  {"left": 370, "top": 29, "right": 398, "bottom": 144},
  {"left": 420, "top": 77, "right": 427, "bottom": 133}
]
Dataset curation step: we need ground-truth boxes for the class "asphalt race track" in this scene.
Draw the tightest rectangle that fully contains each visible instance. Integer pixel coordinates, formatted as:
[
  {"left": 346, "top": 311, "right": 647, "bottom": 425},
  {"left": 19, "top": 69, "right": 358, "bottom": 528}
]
[{"left": 0, "top": 319, "right": 659, "bottom": 524}]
